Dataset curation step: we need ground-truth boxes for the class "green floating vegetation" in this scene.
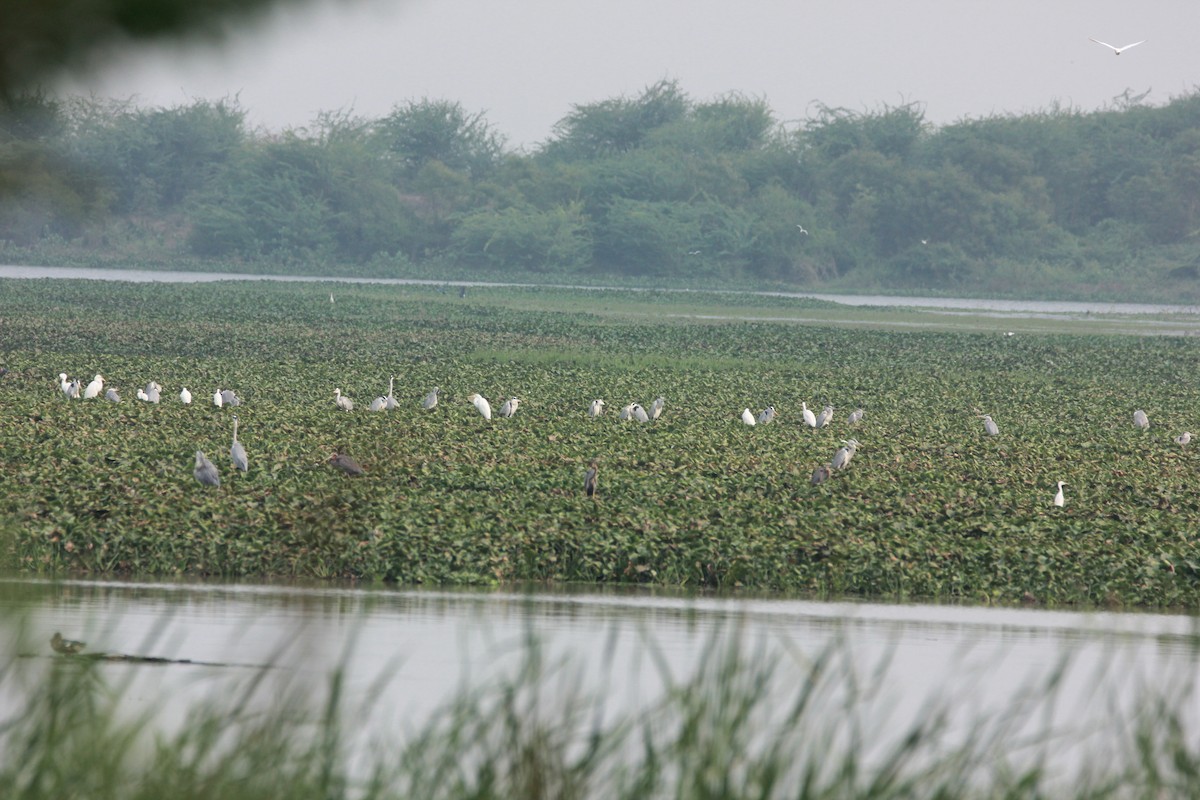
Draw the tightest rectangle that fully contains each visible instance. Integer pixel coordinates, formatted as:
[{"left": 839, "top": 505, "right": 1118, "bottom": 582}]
[
  {"left": 2, "top": 279, "right": 1200, "bottom": 607},
  {"left": 3, "top": 619, "right": 1200, "bottom": 799}
]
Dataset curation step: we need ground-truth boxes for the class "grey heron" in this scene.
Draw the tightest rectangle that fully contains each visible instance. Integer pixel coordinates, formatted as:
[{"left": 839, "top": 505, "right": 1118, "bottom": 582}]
[
  {"left": 757, "top": 406, "right": 776, "bottom": 424},
  {"left": 369, "top": 396, "right": 387, "bottom": 412},
  {"left": 650, "top": 396, "right": 665, "bottom": 420},
  {"left": 584, "top": 459, "right": 599, "bottom": 498},
  {"left": 334, "top": 388, "right": 354, "bottom": 412},
  {"left": 1133, "top": 409, "right": 1149, "bottom": 430},
  {"left": 816, "top": 405, "right": 833, "bottom": 428},
  {"left": 498, "top": 397, "right": 519, "bottom": 418},
  {"left": 1176, "top": 432, "right": 1192, "bottom": 448},
  {"left": 329, "top": 452, "right": 365, "bottom": 476},
  {"left": 422, "top": 387, "right": 440, "bottom": 410},
  {"left": 848, "top": 408, "right": 864, "bottom": 424},
  {"left": 219, "top": 389, "right": 240, "bottom": 407},
  {"left": 230, "top": 415, "right": 248, "bottom": 472},
  {"left": 830, "top": 439, "right": 860, "bottom": 470},
  {"left": 194, "top": 451, "right": 220, "bottom": 487},
  {"left": 105, "top": 387, "right": 120, "bottom": 403},
  {"left": 811, "top": 464, "right": 832, "bottom": 485},
  {"left": 588, "top": 399, "right": 606, "bottom": 418},
  {"left": 631, "top": 403, "right": 650, "bottom": 423}
]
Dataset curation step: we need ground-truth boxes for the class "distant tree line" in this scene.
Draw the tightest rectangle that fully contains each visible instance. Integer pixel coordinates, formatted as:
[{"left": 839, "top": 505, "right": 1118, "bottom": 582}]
[{"left": 4, "top": 80, "right": 1200, "bottom": 292}]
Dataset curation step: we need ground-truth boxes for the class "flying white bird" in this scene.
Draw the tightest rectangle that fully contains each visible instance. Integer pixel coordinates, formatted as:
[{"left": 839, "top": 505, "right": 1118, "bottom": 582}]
[
  {"left": 1133, "top": 409, "right": 1149, "bottom": 430},
  {"left": 180, "top": 387, "right": 192, "bottom": 405},
  {"left": 334, "top": 388, "right": 354, "bottom": 411},
  {"left": 468, "top": 392, "right": 492, "bottom": 420},
  {"left": 1088, "top": 37, "right": 1146, "bottom": 55},
  {"left": 741, "top": 408, "right": 757, "bottom": 426},
  {"left": 83, "top": 374, "right": 104, "bottom": 399},
  {"left": 802, "top": 402, "right": 817, "bottom": 428},
  {"left": 588, "top": 399, "right": 606, "bottom": 418},
  {"left": 1053, "top": 481, "right": 1066, "bottom": 508}
]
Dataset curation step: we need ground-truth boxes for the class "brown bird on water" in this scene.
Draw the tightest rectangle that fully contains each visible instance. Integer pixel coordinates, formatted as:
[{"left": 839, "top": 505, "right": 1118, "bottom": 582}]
[
  {"left": 329, "top": 452, "right": 365, "bottom": 476},
  {"left": 51, "top": 632, "right": 86, "bottom": 655},
  {"left": 584, "top": 459, "right": 599, "bottom": 498}
]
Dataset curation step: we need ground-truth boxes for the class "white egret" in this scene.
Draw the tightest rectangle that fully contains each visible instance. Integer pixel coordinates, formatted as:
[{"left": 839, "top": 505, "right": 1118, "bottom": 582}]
[
  {"left": 50, "top": 633, "right": 86, "bottom": 655},
  {"left": 632, "top": 403, "right": 650, "bottom": 423},
  {"left": 650, "top": 396, "right": 665, "bottom": 420},
  {"left": 105, "top": 387, "right": 120, "bottom": 403},
  {"left": 619, "top": 403, "right": 634, "bottom": 420},
  {"left": 1088, "top": 37, "right": 1145, "bottom": 55},
  {"left": 422, "top": 387, "right": 440, "bottom": 410},
  {"left": 180, "top": 387, "right": 192, "bottom": 404},
  {"left": 802, "top": 402, "right": 817, "bottom": 428},
  {"left": 1053, "top": 481, "right": 1066, "bottom": 508},
  {"left": 136, "top": 388, "right": 149, "bottom": 402},
  {"left": 830, "top": 439, "right": 860, "bottom": 470},
  {"left": 213, "top": 390, "right": 223, "bottom": 408},
  {"left": 757, "top": 406, "right": 776, "bottom": 424},
  {"left": 468, "top": 392, "right": 492, "bottom": 420},
  {"left": 369, "top": 396, "right": 387, "bottom": 412},
  {"left": 588, "top": 399, "right": 606, "bottom": 418},
  {"left": 230, "top": 414, "right": 248, "bottom": 472},
  {"left": 193, "top": 451, "right": 220, "bottom": 487},
  {"left": 329, "top": 452, "right": 365, "bottom": 476},
  {"left": 384, "top": 377, "right": 397, "bottom": 410},
  {"left": 334, "top": 388, "right": 354, "bottom": 411},
  {"left": 83, "top": 374, "right": 104, "bottom": 399},
  {"left": 219, "top": 389, "right": 239, "bottom": 407},
  {"left": 584, "top": 459, "right": 599, "bottom": 498},
  {"left": 848, "top": 408, "right": 864, "bottom": 424},
  {"left": 498, "top": 397, "right": 519, "bottom": 418},
  {"left": 1133, "top": 409, "right": 1149, "bottom": 430},
  {"left": 1175, "top": 432, "right": 1192, "bottom": 448},
  {"left": 741, "top": 408, "right": 757, "bottom": 426},
  {"left": 981, "top": 415, "right": 999, "bottom": 436},
  {"left": 58, "top": 373, "right": 70, "bottom": 397},
  {"left": 816, "top": 405, "right": 834, "bottom": 428},
  {"left": 796, "top": 224, "right": 809, "bottom": 235}
]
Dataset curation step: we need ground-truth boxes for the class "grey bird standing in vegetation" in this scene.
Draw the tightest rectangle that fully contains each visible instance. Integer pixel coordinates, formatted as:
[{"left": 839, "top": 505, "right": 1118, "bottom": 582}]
[
  {"left": 334, "top": 388, "right": 354, "bottom": 411},
  {"left": 384, "top": 377, "right": 397, "bottom": 410},
  {"left": 105, "top": 387, "right": 121, "bottom": 402},
  {"left": 51, "top": 632, "right": 86, "bottom": 655},
  {"left": 1133, "top": 409, "right": 1149, "bottom": 430},
  {"left": 981, "top": 415, "right": 999, "bottom": 436},
  {"left": 588, "top": 399, "right": 605, "bottom": 417},
  {"left": 848, "top": 408, "right": 864, "bottom": 424},
  {"left": 220, "top": 389, "right": 240, "bottom": 407},
  {"left": 650, "top": 396, "right": 665, "bottom": 420},
  {"left": 830, "top": 440, "right": 860, "bottom": 470},
  {"left": 619, "top": 403, "right": 634, "bottom": 420},
  {"left": 632, "top": 403, "right": 650, "bottom": 423},
  {"left": 1175, "top": 432, "right": 1192, "bottom": 448},
  {"left": 193, "top": 451, "right": 220, "bottom": 486},
  {"left": 422, "top": 387, "right": 440, "bottom": 410},
  {"left": 811, "top": 464, "right": 832, "bottom": 485},
  {"left": 498, "top": 397, "right": 519, "bottom": 418},
  {"left": 329, "top": 452, "right": 365, "bottom": 476},
  {"left": 369, "top": 396, "right": 387, "bottom": 412},
  {"left": 757, "top": 406, "right": 776, "bottom": 424},
  {"left": 584, "top": 459, "right": 599, "bottom": 498},
  {"left": 230, "top": 415, "right": 248, "bottom": 472},
  {"left": 816, "top": 405, "right": 834, "bottom": 428},
  {"left": 145, "top": 382, "right": 161, "bottom": 403}
]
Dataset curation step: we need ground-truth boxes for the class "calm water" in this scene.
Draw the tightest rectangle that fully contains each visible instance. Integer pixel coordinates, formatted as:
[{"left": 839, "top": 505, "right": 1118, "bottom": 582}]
[
  {"left": 3, "top": 577, "right": 1198, "bottom": 777},
  {"left": 2, "top": 263, "right": 1197, "bottom": 317}
]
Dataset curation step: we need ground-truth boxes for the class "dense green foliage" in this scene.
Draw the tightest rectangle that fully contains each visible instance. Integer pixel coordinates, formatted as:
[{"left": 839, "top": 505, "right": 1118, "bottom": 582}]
[
  {"left": 2, "top": 279, "right": 1199, "bottom": 607},
  {"left": 6, "top": 83, "right": 1200, "bottom": 299}
]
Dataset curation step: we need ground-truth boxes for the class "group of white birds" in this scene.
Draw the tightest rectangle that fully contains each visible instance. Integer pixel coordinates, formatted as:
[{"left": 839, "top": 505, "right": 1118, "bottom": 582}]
[{"left": 58, "top": 372, "right": 242, "bottom": 409}]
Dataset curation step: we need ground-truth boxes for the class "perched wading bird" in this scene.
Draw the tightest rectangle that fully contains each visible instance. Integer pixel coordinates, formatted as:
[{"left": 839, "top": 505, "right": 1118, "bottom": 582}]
[
  {"left": 51, "top": 632, "right": 86, "bottom": 655},
  {"left": 830, "top": 439, "right": 860, "bottom": 470},
  {"left": 1133, "top": 409, "right": 1149, "bottom": 430},
  {"left": 498, "top": 397, "right": 519, "bottom": 418},
  {"left": 105, "top": 387, "right": 121, "bottom": 403},
  {"left": 422, "top": 387, "right": 440, "bottom": 410},
  {"left": 650, "top": 396, "right": 665, "bottom": 420},
  {"left": 58, "top": 373, "right": 71, "bottom": 397},
  {"left": 369, "top": 396, "right": 387, "bottom": 412},
  {"left": 1053, "top": 481, "right": 1066, "bottom": 508},
  {"left": 848, "top": 408, "right": 864, "bottom": 424},
  {"left": 230, "top": 414, "right": 248, "bottom": 472},
  {"left": 981, "top": 415, "right": 1000, "bottom": 436},
  {"left": 468, "top": 393, "right": 492, "bottom": 420},
  {"left": 757, "top": 406, "right": 776, "bottom": 425},
  {"left": 631, "top": 403, "right": 650, "bottom": 423},
  {"left": 329, "top": 452, "right": 365, "bottom": 476},
  {"left": 385, "top": 377, "right": 397, "bottom": 410},
  {"left": 816, "top": 405, "right": 834, "bottom": 429},
  {"left": 619, "top": 403, "right": 635, "bottom": 420},
  {"left": 1088, "top": 37, "right": 1145, "bottom": 55},
  {"left": 802, "top": 402, "right": 817, "bottom": 428},
  {"left": 584, "top": 459, "right": 599, "bottom": 498},
  {"left": 334, "top": 388, "right": 354, "bottom": 411},
  {"left": 136, "top": 388, "right": 149, "bottom": 402},
  {"left": 213, "top": 390, "right": 223, "bottom": 408},
  {"left": 145, "top": 382, "right": 161, "bottom": 403},
  {"left": 811, "top": 464, "right": 832, "bottom": 486},
  {"left": 193, "top": 450, "right": 220, "bottom": 487},
  {"left": 741, "top": 408, "right": 757, "bottom": 426},
  {"left": 83, "top": 373, "right": 104, "bottom": 399},
  {"left": 1175, "top": 432, "right": 1192, "bottom": 448},
  {"left": 219, "top": 389, "right": 240, "bottom": 407},
  {"left": 588, "top": 399, "right": 606, "bottom": 418},
  {"left": 179, "top": 387, "right": 192, "bottom": 404}
]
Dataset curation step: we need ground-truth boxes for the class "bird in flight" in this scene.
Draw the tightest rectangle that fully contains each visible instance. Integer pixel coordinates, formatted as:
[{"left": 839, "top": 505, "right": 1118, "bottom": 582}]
[{"left": 1088, "top": 37, "right": 1146, "bottom": 55}]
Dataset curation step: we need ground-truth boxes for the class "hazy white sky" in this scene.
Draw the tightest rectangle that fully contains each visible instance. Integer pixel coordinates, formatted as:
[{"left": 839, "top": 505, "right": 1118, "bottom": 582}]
[{"left": 57, "top": 0, "right": 1200, "bottom": 148}]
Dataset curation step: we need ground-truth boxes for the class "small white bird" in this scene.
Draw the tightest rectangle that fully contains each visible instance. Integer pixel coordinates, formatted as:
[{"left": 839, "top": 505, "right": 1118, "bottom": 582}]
[
  {"left": 1053, "top": 481, "right": 1066, "bottom": 508},
  {"left": 649, "top": 396, "right": 665, "bottom": 420},
  {"left": 848, "top": 408, "right": 864, "bottom": 424},
  {"left": 981, "top": 415, "right": 999, "bottom": 436},
  {"left": 816, "top": 405, "right": 834, "bottom": 429},
  {"left": 1133, "top": 409, "right": 1150, "bottom": 430},
  {"left": 631, "top": 403, "right": 650, "bottom": 423},
  {"left": 757, "top": 406, "right": 776, "bottom": 425},
  {"left": 498, "top": 397, "right": 519, "bottom": 418},
  {"left": 213, "top": 390, "right": 223, "bottom": 408},
  {"left": 58, "top": 373, "right": 71, "bottom": 397},
  {"left": 1175, "top": 432, "right": 1192, "bottom": 448},
  {"left": 588, "top": 399, "right": 606, "bottom": 418},
  {"left": 802, "top": 401, "right": 817, "bottom": 428},
  {"left": 468, "top": 392, "right": 492, "bottom": 420},
  {"left": 369, "top": 396, "right": 387, "bottom": 412},
  {"left": 741, "top": 408, "right": 757, "bottom": 426},
  {"left": 136, "top": 388, "right": 149, "bottom": 402},
  {"left": 83, "top": 374, "right": 104, "bottom": 399},
  {"left": 334, "top": 388, "right": 354, "bottom": 411},
  {"left": 180, "top": 387, "right": 192, "bottom": 405},
  {"left": 1088, "top": 37, "right": 1146, "bottom": 55},
  {"left": 796, "top": 224, "right": 809, "bottom": 235}
]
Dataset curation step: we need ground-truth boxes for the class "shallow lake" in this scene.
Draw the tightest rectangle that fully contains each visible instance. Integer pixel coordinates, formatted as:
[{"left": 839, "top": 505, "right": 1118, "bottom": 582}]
[{"left": 4, "top": 577, "right": 1198, "bottom": 781}]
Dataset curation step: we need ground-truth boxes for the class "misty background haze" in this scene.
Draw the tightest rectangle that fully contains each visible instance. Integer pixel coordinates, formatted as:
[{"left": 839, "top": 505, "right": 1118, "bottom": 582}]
[{"left": 55, "top": 0, "right": 1198, "bottom": 147}]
